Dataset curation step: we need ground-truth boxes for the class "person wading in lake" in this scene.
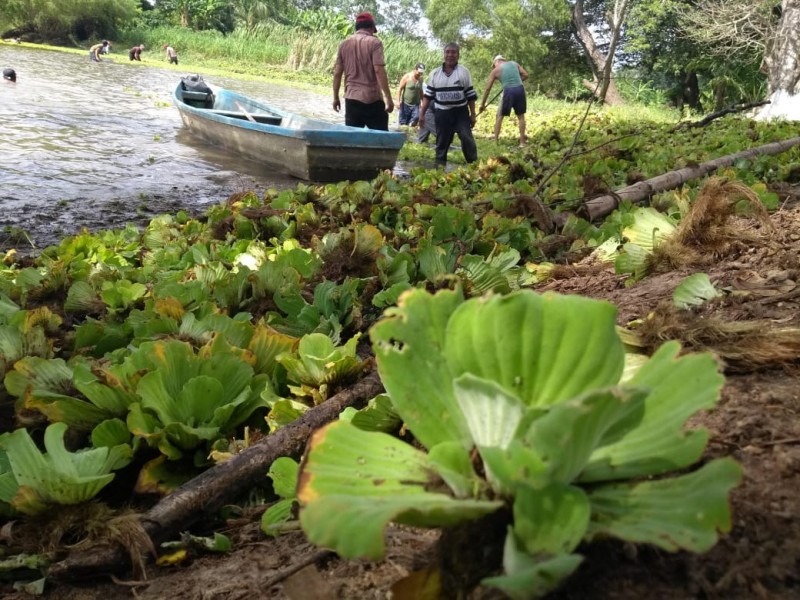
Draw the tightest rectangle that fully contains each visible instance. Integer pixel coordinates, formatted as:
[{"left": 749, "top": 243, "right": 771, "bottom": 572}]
[
  {"left": 396, "top": 62, "right": 425, "bottom": 127},
  {"left": 2, "top": 68, "right": 16, "bottom": 83},
  {"left": 418, "top": 42, "right": 478, "bottom": 168},
  {"left": 479, "top": 55, "right": 529, "bottom": 146},
  {"left": 332, "top": 12, "right": 394, "bottom": 130},
  {"left": 129, "top": 44, "right": 145, "bottom": 61},
  {"left": 164, "top": 44, "right": 178, "bottom": 65},
  {"left": 89, "top": 40, "right": 110, "bottom": 62}
]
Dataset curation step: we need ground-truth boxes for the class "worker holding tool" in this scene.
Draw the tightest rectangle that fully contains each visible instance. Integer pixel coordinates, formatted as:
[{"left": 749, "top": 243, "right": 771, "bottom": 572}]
[{"left": 479, "top": 55, "right": 529, "bottom": 146}]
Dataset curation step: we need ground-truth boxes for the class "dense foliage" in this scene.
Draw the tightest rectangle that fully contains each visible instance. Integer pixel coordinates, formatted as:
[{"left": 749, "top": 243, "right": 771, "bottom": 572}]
[{"left": 0, "top": 105, "right": 798, "bottom": 591}]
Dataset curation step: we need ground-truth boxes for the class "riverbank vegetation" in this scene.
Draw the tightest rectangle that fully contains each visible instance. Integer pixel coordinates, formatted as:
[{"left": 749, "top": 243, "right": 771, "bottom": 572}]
[
  {"left": 1, "top": 102, "right": 800, "bottom": 596},
  {"left": 2, "top": 0, "right": 800, "bottom": 598}
]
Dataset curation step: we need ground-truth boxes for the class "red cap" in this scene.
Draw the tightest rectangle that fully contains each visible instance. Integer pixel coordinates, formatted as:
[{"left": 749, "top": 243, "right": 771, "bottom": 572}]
[{"left": 355, "top": 12, "right": 376, "bottom": 30}]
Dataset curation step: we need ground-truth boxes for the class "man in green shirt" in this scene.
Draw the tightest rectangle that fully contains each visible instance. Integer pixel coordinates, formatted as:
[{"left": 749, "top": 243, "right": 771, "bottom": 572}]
[
  {"left": 479, "top": 55, "right": 529, "bottom": 146},
  {"left": 397, "top": 63, "right": 425, "bottom": 126}
]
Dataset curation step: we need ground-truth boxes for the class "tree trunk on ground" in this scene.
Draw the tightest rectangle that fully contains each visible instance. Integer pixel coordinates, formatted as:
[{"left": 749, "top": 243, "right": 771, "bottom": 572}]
[
  {"left": 571, "top": 0, "right": 628, "bottom": 105},
  {"left": 574, "top": 136, "right": 800, "bottom": 221},
  {"left": 763, "top": 0, "right": 800, "bottom": 95}
]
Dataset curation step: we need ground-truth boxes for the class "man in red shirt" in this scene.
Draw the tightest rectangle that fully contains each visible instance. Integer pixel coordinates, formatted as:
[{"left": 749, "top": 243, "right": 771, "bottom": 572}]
[{"left": 332, "top": 12, "right": 394, "bottom": 130}]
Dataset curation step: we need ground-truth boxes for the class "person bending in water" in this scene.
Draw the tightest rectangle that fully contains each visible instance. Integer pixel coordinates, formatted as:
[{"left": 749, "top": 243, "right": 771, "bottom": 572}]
[
  {"left": 129, "top": 44, "right": 145, "bottom": 61},
  {"left": 89, "top": 40, "right": 110, "bottom": 62},
  {"left": 3, "top": 68, "right": 16, "bottom": 83},
  {"left": 163, "top": 44, "right": 178, "bottom": 65}
]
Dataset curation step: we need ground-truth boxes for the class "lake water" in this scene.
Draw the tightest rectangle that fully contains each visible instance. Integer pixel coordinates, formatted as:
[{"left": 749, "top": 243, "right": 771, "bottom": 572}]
[{"left": 0, "top": 44, "right": 406, "bottom": 250}]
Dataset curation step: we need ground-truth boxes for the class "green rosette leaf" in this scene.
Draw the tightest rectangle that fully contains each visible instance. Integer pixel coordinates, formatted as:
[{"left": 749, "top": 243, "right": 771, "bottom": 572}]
[
  {"left": 261, "top": 498, "right": 296, "bottom": 537},
  {"left": 371, "top": 288, "right": 471, "bottom": 449},
  {"left": 673, "top": 273, "right": 722, "bottom": 309},
  {"left": 512, "top": 483, "right": 590, "bottom": 556},
  {"left": 581, "top": 342, "right": 724, "bottom": 482},
  {"left": 339, "top": 394, "right": 403, "bottom": 433},
  {"left": 269, "top": 457, "right": 299, "bottom": 499},
  {"left": 587, "top": 458, "right": 742, "bottom": 552},
  {"left": 298, "top": 421, "right": 502, "bottom": 560},
  {"left": 483, "top": 530, "right": 583, "bottom": 600},
  {"left": 444, "top": 291, "right": 625, "bottom": 409}
]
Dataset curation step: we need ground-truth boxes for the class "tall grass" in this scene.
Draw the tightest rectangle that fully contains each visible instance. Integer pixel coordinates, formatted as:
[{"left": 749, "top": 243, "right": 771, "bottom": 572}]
[
  {"left": 381, "top": 36, "right": 441, "bottom": 81},
  {"left": 120, "top": 25, "right": 290, "bottom": 70},
  {"left": 118, "top": 23, "right": 442, "bottom": 85}
]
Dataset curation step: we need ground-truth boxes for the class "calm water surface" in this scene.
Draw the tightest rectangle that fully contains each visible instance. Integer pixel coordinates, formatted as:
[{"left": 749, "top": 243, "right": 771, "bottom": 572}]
[{"left": 0, "top": 45, "right": 406, "bottom": 249}]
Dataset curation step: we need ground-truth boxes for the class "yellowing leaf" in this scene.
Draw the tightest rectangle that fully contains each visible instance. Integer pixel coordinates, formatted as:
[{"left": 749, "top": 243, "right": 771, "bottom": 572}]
[{"left": 156, "top": 549, "right": 187, "bottom": 566}]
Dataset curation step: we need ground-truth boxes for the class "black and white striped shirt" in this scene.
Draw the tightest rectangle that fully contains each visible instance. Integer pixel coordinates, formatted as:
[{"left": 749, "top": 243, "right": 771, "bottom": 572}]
[{"left": 423, "top": 64, "right": 478, "bottom": 111}]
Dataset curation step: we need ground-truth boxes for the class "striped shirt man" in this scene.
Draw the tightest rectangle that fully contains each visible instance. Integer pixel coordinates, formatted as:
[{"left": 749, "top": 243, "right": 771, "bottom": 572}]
[
  {"left": 419, "top": 43, "right": 478, "bottom": 167},
  {"left": 424, "top": 64, "right": 478, "bottom": 111}
]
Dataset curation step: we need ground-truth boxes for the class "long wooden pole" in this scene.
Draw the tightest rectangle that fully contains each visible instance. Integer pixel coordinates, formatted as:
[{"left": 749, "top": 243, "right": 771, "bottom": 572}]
[
  {"left": 235, "top": 101, "right": 257, "bottom": 123},
  {"left": 579, "top": 136, "right": 800, "bottom": 222}
]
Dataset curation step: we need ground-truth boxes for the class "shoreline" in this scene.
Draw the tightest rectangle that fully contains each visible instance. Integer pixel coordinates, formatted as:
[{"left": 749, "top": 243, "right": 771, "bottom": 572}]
[{"left": 1, "top": 39, "right": 330, "bottom": 93}]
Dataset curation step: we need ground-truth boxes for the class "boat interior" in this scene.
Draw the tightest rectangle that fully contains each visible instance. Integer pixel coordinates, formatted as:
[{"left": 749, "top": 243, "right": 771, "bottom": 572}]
[
  {"left": 206, "top": 109, "right": 283, "bottom": 125},
  {"left": 181, "top": 90, "right": 283, "bottom": 126}
]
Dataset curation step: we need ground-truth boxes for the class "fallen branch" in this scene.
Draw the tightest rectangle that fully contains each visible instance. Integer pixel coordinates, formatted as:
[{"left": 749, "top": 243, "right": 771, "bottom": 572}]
[
  {"left": 530, "top": 94, "right": 597, "bottom": 202},
  {"left": 578, "top": 136, "right": 800, "bottom": 222},
  {"left": 672, "top": 100, "right": 770, "bottom": 130},
  {"left": 259, "top": 549, "right": 334, "bottom": 590},
  {"left": 48, "top": 370, "right": 384, "bottom": 581}
]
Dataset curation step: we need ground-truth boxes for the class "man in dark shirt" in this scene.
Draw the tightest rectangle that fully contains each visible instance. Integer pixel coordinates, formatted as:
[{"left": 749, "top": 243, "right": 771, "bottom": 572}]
[
  {"left": 332, "top": 12, "right": 394, "bottom": 130},
  {"left": 129, "top": 45, "right": 145, "bottom": 61}
]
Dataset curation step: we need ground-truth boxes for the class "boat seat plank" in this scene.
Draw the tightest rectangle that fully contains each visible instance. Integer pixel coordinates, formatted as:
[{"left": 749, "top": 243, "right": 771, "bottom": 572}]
[
  {"left": 206, "top": 109, "right": 282, "bottom": 126},
  {"left": 182, "top": 90, "right": 212, "bottom": 102}
]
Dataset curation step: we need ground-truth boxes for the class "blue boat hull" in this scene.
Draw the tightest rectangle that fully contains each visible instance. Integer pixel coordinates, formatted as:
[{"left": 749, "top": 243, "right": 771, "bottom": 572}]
[{"left": 173, "top": 83, "right": 406, "bottom": 181}]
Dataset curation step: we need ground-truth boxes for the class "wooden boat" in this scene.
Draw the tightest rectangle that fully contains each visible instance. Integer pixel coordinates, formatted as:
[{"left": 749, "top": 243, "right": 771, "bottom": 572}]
[{"left": 173, "top": 82, "right": 406, "bottom": 181}]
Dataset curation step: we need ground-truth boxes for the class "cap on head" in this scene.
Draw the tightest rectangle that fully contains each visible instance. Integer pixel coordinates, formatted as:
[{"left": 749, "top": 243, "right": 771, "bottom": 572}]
[
  {"left": 355, "top": 12, "right": 376, "bottom": 30},
  {"left": 2, "top": 68, "right": 16, "bottom": 82},
  {"left": 415, "top": 63, "right": 425, "bottom": 72},
  {"left": 493, "top": 55, "right": 505, "bottom": 64}
]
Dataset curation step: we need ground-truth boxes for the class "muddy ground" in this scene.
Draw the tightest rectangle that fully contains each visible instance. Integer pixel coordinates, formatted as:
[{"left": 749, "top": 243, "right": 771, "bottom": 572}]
[
  {"left": 2, "top": 196, "right": 799, "bottom": 600},
  {"left": 0, "top": 187, "right": 254, "bottom": 256}
]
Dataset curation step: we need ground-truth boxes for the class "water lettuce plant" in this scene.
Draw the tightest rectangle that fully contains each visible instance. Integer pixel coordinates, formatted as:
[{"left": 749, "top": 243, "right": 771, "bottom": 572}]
[
  {"left": 260, "top": 456, "right": 300, "bottom": 537},
  {"left": 0, "top": 422, "right": 130, "bottom": 516},
  {"left": 277, "top": 332, "right": 365, "bottom": 404},
  {"left": 593, "top": 207, "right": 677, "bottom": 278},
  {"left": 0, "top": 305, "right": 61, "bottom": 380},
  {"left": 673, "top": 273, "right": 723, "bottom": 309},
  {"left": 297, "top": 289, "right": 741, "bottom": 598},
  {"left": 125, "top": 339, "right": 275, "bottom": 464},
  {"left": 4, "top": 358, "right": 137, "bottom": 431}
]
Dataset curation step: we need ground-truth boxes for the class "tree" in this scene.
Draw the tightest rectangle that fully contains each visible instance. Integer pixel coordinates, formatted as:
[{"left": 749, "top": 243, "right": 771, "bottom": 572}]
[
  {"left": 232, "top": 0, "right": 281, "bottom": 31},
  {"left": 425, "top": 0, "right": 569, "bottom": 80},
  {"left": 570, "top": 0, "right": 632, "bottom": 104},
  {"left": 155, "top": 0, "right": 233, "bottom": 31},
  {"left": 0, "top": 0, "right": 140, "bottom": 41},
  {"left": 624, "top": 0, "right": 751, "bottom": 111},
  {"left": 679, "top": 0, "right": 800, "bottom": 116},
  {"left": 762, "top": 0, "right": 800, "bottom": 96},
  {"left": 678, "top": 0, "right": 774, "bottom": 63},
  {"left": 426, "top": 0, "right": 491, "bottom": 44},
  {"left": 378, "top": 0, "right": 427, "bottom": 38}
]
